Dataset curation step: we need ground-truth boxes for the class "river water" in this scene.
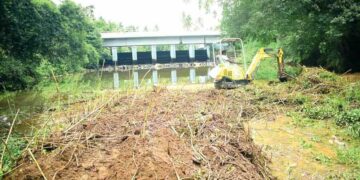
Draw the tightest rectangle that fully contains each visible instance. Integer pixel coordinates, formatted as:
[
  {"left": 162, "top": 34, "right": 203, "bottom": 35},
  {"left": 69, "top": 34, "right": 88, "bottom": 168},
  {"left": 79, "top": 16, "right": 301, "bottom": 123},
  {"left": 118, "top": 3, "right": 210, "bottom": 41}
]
[{"left": 0, "top": 67, "right": 212, "bottom": 135}]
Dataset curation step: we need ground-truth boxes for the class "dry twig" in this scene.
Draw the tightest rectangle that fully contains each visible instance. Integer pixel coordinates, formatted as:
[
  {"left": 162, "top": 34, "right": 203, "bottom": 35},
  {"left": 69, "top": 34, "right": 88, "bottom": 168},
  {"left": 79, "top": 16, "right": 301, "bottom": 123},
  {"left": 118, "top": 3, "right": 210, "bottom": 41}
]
[
  {"left": 27, "top": 149, "right": 47, "bottom": 180},
  {"left": 0, "top": 109, "right": 19, "bottom": 172}
]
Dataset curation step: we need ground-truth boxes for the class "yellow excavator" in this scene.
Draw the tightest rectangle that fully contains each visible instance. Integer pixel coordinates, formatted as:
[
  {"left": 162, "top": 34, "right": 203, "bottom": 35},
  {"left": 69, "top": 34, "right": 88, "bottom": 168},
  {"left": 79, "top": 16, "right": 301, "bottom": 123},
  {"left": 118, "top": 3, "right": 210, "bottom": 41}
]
[{"left": 209, "top": 38, "right": 287, "bottom": 89}]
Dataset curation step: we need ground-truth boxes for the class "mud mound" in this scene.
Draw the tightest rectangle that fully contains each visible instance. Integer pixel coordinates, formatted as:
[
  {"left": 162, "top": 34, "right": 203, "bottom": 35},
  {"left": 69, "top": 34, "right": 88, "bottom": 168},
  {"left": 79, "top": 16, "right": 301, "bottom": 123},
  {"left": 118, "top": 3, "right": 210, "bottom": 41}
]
[
  {"left": 291, "top": 67, "right": 343, "bottom": 94},
  {"left": 7, "top": 89, "right": 270, "bottom": 179}
]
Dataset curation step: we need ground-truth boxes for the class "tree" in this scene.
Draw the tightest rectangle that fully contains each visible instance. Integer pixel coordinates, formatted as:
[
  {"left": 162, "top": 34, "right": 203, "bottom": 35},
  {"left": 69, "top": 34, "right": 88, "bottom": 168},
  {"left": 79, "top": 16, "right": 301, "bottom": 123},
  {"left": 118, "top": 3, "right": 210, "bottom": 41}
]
[
  {"left": 0, "top": 0, "right": 64, "bottom": 89},
  {"left": 0, "top": 0, "right": 103, "bottom": 91},
  {"left": 182, "top": 12, "right": 193, "bottom": 31},
  {"left": 95, "top": 17, "right": 124, "bottom": 32},
  {"left": 222, "top": 0, "right": 360, "bottom": 72},
  {"left": 125, "top": 25, "right": 139, "bottom": 32}
]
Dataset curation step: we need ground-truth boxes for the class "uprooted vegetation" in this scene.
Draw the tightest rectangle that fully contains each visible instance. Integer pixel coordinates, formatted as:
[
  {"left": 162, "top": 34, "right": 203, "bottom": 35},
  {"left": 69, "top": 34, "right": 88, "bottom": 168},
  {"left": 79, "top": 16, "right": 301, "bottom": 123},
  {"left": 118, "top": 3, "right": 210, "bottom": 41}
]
[
  {"left": 2, "top": 67, "right": 360, "bottom": 179},
  {"left": 5, "top": 89, "right": 272, "bottom": 179},
  {"left": 291, "top": 68, "right": 360, "bottom": 138},
  {"left": 245, "top": 67, "right": 360, "bottom": 177},
  {"left": 251, "top": 67, "right": 360, "bottom": 138}
]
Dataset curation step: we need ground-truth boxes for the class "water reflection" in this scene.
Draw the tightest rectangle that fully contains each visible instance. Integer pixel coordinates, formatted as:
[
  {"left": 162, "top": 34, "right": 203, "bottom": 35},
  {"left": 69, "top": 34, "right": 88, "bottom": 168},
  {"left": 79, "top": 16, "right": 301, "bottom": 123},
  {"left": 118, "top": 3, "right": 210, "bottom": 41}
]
[
  {"left": 152, "top": 70, "right": 158, "bottom": 85},
  {"left": 107, "top": 67, "right": 211, "bottom": 89},
  {"left": 133, "top": 71, "right": 139, "bottom": 88},
  {"left": 189, "top": 68, "right": 196, "bottom": 84},
  {"left": 199, "top": 76, "right": 207, "bottom": 84},
  {"left": 171, "top": 69, "right": 177, "bottom": 85},
  {"left": 113, "top": 72, "right": 119, "bottom": 89}
]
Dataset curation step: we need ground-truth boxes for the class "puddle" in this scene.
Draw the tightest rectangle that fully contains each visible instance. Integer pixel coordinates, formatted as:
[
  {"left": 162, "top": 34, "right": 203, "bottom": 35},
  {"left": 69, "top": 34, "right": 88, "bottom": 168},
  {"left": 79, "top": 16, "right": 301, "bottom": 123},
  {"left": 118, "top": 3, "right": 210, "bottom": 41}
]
[{"left": 246, "top": 116, "right": 349, "bottom": 179}]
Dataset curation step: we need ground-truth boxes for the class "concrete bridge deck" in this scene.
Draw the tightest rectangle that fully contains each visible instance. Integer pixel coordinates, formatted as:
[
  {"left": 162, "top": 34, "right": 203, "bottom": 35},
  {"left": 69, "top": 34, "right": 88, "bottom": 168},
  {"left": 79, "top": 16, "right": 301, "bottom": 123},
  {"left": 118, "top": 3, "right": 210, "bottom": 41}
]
[
  {"left": 101, "top": 32, "right": 221, "bottom": 47},
  {"left": 101, "top": 32, "right": 221, "bottom": 66}
]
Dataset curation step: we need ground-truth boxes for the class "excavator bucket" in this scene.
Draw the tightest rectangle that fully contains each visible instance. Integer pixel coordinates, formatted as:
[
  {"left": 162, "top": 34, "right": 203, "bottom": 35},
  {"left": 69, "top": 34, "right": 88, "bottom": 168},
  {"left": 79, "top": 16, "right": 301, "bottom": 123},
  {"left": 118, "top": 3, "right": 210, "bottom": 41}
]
[{"left": 277, "top": 48, "right": 288, "bottom": 82}]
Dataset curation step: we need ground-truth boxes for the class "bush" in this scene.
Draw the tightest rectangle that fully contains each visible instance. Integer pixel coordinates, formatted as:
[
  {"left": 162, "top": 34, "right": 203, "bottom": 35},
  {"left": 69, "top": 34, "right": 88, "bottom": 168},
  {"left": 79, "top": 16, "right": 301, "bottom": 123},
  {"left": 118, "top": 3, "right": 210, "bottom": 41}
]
[
  {"left": 286, "top": 65, "right": 303, "bottom": 78},
  {"left": 0, "top": 136, "right": 27, "bottom": 176},
  {"left": 302, "top": 104, "right": 336, "bottom": 120},
  {"left": 337, "top": 147, "right": 360, "bottom": 168},
  {"left": 290, "top": 94, "right": 308, "bottom": 105},
  {"left": 318, "top": 71, "right": 338, "bottom": 82},
  {"left": 345, "top": 83, "right": 360, "bottom": 103},
  {"left": 336, "top": 109, "right": 360, "bottom": 138}
]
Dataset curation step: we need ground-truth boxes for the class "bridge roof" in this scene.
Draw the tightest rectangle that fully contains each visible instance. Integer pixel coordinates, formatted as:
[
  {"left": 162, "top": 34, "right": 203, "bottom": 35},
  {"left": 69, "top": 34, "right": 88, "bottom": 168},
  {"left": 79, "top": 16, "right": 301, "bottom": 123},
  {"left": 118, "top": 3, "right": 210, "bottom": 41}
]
[{"left": 101, "top": 31, "right": 221, "bottom": 47}]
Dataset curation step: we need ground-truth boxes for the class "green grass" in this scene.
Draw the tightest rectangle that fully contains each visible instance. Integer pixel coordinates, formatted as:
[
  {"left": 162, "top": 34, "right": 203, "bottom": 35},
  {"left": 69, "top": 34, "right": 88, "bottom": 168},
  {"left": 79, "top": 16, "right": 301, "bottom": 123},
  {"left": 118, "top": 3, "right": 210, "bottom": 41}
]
[
  {"left": 281, "top": 69, "right": 360, "bottom": 178},
  {"left": 302, "top": 104, "right": 337, "bottom": 120},
  {"left": 334, "top": 146, "right": 360, "bottom": 179},
  {"left": 300, "top": 139, "right": 313, "bottom": 149},
  {"left": 314, "top": 154, "right": 332, "bottom": 164},
  {"left": 337, "top": 147, "right": 360, "bottom": 169},
  {"left": 0, "top": 136, "right": 27, "bottom": 177},
  {"left": 336, "top": 109, "right": 360, "bottom": 138},
  {"left": 299, "top": 96, "right": 360, "bottom": 138}
]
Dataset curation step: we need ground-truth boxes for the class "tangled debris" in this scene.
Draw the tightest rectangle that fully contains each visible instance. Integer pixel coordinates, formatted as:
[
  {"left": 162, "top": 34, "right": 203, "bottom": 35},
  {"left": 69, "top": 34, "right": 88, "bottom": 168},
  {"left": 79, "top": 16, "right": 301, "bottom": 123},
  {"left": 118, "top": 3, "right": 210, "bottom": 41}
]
[
  {"left": 289, "top": 67, "right": 345, "bottom": 94},
  {"left": 6, "top": 67, "right": 358, "bottom": 179},
  {"left": 6, "top": 88, "right": 272, "bottom": 179}
]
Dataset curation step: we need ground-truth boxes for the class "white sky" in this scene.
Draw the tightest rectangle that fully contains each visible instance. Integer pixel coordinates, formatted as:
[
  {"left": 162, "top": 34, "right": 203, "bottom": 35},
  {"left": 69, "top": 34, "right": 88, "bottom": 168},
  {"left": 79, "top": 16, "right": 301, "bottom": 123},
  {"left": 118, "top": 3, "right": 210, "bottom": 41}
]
[{"left": 53, "top": 0, "right": 221, "bottom": 32}]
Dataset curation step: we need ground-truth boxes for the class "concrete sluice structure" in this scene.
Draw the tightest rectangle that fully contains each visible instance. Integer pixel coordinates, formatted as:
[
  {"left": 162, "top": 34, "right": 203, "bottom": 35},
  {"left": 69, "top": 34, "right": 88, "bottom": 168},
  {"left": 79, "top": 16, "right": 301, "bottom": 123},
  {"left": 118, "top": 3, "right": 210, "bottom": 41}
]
[
  {"left": 97, "top": 62, "right": 215, "bottom": 72},
  {"left": 101, "top": 32, "right": 221, "bottom": 70}
]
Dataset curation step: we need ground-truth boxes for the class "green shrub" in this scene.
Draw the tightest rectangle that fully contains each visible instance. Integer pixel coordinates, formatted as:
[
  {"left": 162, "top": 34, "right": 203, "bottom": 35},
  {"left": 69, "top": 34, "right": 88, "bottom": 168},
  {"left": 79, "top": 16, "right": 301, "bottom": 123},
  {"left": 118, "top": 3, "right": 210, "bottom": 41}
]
[
  {"left": 301, "top": 80, "right": 313, "bottom": 89},
  {"left": 0, "top": 136, "right": 27, "bottom": 176},
  {"left": 302, "top": 104, "right": 336, "bottom": 120},
  {"left": 325, "top": 96, "right": 347, "bottom": 112},
  {"left": 336, "top": 109, "right": 360, "bottom": 138},
  {"left": 318, "top": 71, "right": 338, "bottom": 82},
  {"left": 286, "top": 65, "right": 303, "bottom": 78},
  {"left": 337, "top": 147, "right": 360, "bottom": 168},
  {"left": 291, "top": 94, "right": 308, "bottom": 105},
  {"left": 344, "top": 83, "right": 360, "bottom": 103},
  {"left": 314, "top": 154, "right": 331, "bottom": 164}
]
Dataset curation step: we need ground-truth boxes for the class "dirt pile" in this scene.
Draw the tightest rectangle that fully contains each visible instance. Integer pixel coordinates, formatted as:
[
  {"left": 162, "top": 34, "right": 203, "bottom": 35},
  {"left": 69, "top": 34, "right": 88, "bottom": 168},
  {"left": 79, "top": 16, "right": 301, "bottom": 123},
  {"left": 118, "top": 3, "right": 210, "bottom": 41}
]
[
  {"left": 290, "top": 67, "right": 343, "bottom": 94},
  {"left": 7, "top": 88, "right": 271, "bottom": 179}
]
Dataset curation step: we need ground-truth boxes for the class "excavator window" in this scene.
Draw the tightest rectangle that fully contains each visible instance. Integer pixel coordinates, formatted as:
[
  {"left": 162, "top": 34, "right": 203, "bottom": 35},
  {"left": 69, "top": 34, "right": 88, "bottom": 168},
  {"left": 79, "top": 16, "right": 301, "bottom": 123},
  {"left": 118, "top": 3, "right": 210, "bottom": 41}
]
[{"left": 264, "top": 48, "right": 274, "bottom": 54}]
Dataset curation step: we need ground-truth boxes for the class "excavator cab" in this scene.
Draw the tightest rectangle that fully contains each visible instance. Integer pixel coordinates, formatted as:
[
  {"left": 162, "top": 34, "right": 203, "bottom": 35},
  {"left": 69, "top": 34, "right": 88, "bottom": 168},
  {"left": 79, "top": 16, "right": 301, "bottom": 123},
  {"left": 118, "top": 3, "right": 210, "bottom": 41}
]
[{"left": 209, "top": 38, "right": 287, "bottom": 89}]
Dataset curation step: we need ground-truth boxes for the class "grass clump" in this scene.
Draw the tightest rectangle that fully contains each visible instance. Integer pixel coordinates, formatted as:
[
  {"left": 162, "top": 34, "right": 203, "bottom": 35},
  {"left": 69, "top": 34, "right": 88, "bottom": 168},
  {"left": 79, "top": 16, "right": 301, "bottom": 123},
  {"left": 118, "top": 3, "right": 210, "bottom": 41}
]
[
  {"left": 318, "top": 71, "right": 338, "bottom": 81},
  {"left": 286, "top": 65, "right": 303, "bottom": 78},
  {"left": 302, "top": 104, "right": 336, "bottom": 120},
  {"left": 314, "top": 154, "right": 332, "bottom": 164},
  {"left": 288, "top": 68, "right": 360, "bottom": 138},
  {"left": 0, "top": 136, "right": 27, "bottom": 177},
  {"left": 290, "top": 94, "right": 309, "bottom": 105},
  {"left": 336, "top": 109, "right": 360, "bottom": 138},
  {"left": 344, "top": 82, "right": 360, "bottom": 103},
  {"left": 337, "top": 147, "right": 360, "bottom": 169}
]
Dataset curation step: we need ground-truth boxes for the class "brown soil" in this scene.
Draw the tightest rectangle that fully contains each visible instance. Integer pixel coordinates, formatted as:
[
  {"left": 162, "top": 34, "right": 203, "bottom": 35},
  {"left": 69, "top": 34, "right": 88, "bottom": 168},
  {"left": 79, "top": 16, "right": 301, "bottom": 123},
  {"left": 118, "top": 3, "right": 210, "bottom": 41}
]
[{"left": 6, "top": 87, "right": 271, "bottom": 180}]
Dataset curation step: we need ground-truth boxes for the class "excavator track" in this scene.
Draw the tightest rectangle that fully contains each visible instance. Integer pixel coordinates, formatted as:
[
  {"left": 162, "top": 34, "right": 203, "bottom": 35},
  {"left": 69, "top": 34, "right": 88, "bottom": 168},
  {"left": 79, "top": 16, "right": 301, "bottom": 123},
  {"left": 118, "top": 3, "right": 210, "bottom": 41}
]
[{"left": 214, "top": 77, "right": 250, "bottom": 89}]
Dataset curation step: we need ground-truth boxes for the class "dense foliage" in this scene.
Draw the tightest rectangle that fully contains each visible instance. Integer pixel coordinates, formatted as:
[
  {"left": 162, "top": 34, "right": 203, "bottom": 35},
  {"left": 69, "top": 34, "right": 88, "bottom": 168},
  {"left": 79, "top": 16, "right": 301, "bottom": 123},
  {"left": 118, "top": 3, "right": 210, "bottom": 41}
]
[
  {"left": 0, "top": 0, "right": 103, "bottom": 91},
  {"left": 222, "top": 0, "right": 360, "bottom": 72}
]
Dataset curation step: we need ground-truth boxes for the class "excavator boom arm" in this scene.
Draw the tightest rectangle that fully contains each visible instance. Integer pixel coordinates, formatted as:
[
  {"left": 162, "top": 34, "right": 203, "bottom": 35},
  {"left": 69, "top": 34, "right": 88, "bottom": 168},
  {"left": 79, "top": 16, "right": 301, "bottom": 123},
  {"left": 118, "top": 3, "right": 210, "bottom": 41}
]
[
  {"left": 245, "top": 48, "right": 272, "bottom": 80},
  {"left": 245, "top": 48, "right": 287, "bottom": 81}
]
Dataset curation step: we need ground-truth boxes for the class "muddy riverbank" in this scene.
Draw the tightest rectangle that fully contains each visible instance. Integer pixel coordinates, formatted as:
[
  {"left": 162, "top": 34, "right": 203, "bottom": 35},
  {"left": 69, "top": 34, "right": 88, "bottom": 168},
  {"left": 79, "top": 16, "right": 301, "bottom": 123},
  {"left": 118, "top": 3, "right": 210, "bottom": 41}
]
[
  {"left": 2, "top": 67, "right": 360, "bottom": 179},
  {"left": 7, "top": 86, "right": 271, "bottom": 179}
]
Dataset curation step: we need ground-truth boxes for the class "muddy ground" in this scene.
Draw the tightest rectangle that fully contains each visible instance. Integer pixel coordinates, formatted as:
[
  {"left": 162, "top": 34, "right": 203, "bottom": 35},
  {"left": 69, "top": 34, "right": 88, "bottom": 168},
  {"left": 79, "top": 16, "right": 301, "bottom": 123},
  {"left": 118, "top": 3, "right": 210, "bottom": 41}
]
[
  {"left": 6, "top": 86, "right": 272, "bottom": 179},
  {"left": 6, "top": 68, "right": 358, "bottom": 179}
]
